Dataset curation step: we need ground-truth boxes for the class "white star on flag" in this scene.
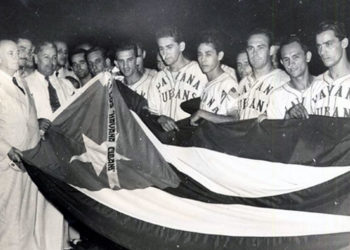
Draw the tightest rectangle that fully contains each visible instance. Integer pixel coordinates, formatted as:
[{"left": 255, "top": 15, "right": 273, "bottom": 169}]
[{"left": 70, "top": 133, "right": 130, "bottom": 178}]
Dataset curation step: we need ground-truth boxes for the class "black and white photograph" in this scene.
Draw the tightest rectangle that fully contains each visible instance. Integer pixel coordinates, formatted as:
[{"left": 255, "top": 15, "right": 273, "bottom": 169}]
[{"left": 1, "top": 0, "right": 350, "bottom": 249}]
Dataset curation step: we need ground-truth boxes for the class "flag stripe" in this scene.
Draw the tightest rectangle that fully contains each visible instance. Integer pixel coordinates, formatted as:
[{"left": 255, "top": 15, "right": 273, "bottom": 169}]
[
  {"left": 133, "top": 111, "right": 350, "bottom": 198},
  {"left": 26, "top": 165, "right": 350, "bottom": 250},
  {"left": 165, "top": 167, "right": 350, "bottom": 216},
  {"left": 22, "top": 78, "right": 350, "bottom": 249}
]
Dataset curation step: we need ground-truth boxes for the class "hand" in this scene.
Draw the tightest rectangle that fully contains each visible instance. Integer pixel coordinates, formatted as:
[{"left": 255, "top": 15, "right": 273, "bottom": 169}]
[
  {"left": 38, "top": 118, "right": 52, "bottom": 132},
  {"left": 257, "top": 114, "right": 267, "bottom": 123},
  {"left": 285, "top": 103, "right": 309, "bottom": 119},
  {"left": 8, "top": 147, "right": 25, "bottom": 172},
  {"left": 157, "top": 115, "right": 179, "bottom": 132},
  {"left": 190, "top": 110, "right": 203, "bottom": 126}
]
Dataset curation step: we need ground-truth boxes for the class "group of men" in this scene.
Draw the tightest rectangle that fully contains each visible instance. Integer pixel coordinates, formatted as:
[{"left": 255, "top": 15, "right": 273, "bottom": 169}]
[{"left": 1, "top": 19, "right": 350, "bottom": 249}]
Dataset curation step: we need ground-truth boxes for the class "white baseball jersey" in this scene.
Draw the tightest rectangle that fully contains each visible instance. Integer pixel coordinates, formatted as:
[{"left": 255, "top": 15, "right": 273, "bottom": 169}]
[
  {"left": 200, "top": 72, "right": 239, "bottom": 115},
  {"left": 238, "top": 69, "right": 290, "bottom": 120},
  {"left": 267, "top": 82, "right": 311, "bottom": 119},
  {"left": 304, "top": 71, "right": 350, "bottom": 117},
  {"left": 221, "top": 64, "right": 238, "bottom": 83},
  {"left": 237, "top": 74, "right": 255, "bottom": 96},
  {"left": 126, "top": 70, "right": 154, "bottom": 99},
  {"left": 56, "top": 67, "right": 79, "bottom": 81},
  {"left": 148, "top": 61, "right": 208, "bottom": 121},
  {"left": 145, "top": 68, "right": 157, "bottom": 78}
]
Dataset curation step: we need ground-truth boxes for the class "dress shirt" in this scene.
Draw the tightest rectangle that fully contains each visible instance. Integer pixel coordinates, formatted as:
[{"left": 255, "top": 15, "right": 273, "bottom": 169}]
[{"left": 26, "top": 70, "right": 75, "bottom": 119}]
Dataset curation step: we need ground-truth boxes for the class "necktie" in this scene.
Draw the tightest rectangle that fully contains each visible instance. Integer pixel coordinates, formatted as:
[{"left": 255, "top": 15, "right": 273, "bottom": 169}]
[
  {"left": 45, "top": 76, "right": 61, "bottom": 112},
  {"left": 12, "top": 77, "right": 25, "bottom": 95}
]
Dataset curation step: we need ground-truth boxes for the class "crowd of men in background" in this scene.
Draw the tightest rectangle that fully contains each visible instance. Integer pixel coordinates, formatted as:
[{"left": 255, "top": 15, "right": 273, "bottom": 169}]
[{"left": 1, "top": 19, "right": 350, "bottom": 249}]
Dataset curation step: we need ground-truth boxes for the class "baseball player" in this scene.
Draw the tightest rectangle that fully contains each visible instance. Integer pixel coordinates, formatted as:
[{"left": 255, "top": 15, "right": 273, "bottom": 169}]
[
  {"left": 267, "top": 35, "right": 314, "bottom": 119},
  {"left": 115, "top": 42, "right": 153, "bottom": 99},
  {"left": 289, "top": 21, "right": 350, "bottom": 118},
  {"left": 221, "top": 63, "right": 238, "bottom": 82},
  {"left": 238, "top": 28, "right": 290, "bottom": 120},
  {"left": 156, "top": 52, "right": 166, "bottom": 71},
  {"left": 147, "top": 26, "right": 208, "bottom": 131},
  {"left": 191, "top": 32, "right": 240, "bottom": 125},
  {"left": 236, "top": 50, "right": 252, "bottom": 81},
  {"left": 135, "top": 42, "right": 157, "bottom": 77}
]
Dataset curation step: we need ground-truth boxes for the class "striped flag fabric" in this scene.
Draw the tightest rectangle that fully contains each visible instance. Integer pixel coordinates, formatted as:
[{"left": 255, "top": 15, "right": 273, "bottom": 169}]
[{"left": 23, "top": 73, "right": 350, "bottom": 250}]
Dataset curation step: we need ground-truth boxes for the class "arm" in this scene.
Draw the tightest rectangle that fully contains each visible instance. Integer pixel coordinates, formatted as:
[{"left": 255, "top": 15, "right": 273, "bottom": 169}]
[
  {"left": 190, "top": 109, "right": 239, "bottom": 126},
  {"left": 157, "top": 115, "right": 179, "bottom": 132},
  {"left": 146, "top": 75, "right": 162, "bottom": 116}
]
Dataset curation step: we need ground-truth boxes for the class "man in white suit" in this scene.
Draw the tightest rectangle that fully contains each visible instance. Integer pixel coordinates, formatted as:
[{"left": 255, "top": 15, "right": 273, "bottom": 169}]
[{"left": 0, "top": 40, "right": 65, "bottom": 250}]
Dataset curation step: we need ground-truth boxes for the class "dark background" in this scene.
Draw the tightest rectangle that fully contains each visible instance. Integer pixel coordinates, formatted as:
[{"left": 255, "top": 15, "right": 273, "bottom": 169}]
[{"left": 1, "top": 0, "right": 350, "bottom": 75}]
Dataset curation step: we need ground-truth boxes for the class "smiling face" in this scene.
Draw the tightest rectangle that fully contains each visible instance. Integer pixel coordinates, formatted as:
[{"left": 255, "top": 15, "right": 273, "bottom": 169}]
[
  {"left": 157, "top": 36, "right": 183, "bottom": 67},
  {"left": 316, "top": 30, "right": 347, "bottom": 68},
  {"left": 280, "top": 41, "right": 310, "bottom": 78},
  {"left": 197, "top": 42, "right": 221, "bottom": 74},
  {"left": 116, "top": 49, "right": 137, "bottom": 78},
  {"left": 246, "top": 33, "right": 271, "bottom": 70},
  {"left": 36, "top": 44, "right": 57, "bottom": 77}
]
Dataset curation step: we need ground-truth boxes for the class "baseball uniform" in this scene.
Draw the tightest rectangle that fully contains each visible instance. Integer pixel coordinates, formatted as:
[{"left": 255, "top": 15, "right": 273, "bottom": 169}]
[
  {"left": 145, "top": 67, "right": 157, "bottom": 78},
  {"left": 126, "top": 69, "right": 155, "bottom": 99},
  {"left": 200, "top": 72, "right": 239, "bottom": 115},
  {"left": 304, "top": 71, "right": 350, "bottom": 117},
  {"left": 147, "top": 61, "right": 207, "bottom": 121},
  {"left": 221, "top": 64, "right": 238, "bottom": 83},
  {"left": 238, "top": 69, "right": 290, "bottom": 120},
  {"left": 237, "top": 74, "right": 255, "bottom": 96},
  {"left": 267, "top": 82, "right": 311, "bottom": 119}
]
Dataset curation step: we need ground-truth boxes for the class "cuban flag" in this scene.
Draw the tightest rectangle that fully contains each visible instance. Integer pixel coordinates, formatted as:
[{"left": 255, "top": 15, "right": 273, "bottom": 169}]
[{"left": 23, "top": 72, "right": 350, "bottom": 250}]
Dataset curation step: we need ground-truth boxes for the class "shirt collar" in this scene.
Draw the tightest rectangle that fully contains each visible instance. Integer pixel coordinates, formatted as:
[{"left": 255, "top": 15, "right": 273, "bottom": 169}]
[
  {"left": 0, "top": 69, "right": 14, "bottom": 82},
  {"left": 323, "top": 70, "right": 350, "bottom": 85},
  {"left": 34, "top": 70, "right": 54, "bottom": 82}
]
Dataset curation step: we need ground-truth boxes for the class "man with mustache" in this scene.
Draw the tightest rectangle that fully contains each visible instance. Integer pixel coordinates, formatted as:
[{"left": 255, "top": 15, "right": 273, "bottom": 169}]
[{"left": 17, "top": 38, "right": 35, "bottom": 78}]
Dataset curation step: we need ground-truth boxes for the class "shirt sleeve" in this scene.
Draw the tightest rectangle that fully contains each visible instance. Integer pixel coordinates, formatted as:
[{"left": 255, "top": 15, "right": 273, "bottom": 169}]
[
  {"left": 0, "top": 99, "right": 12, "bottom": 170},
  {"left": 225, "top": 87, "right": 239, "bottom": 116},
  {"left": 146, "top": 74, "right": 161, "bottom": 115},
  {"left": 266, "top": 91, "right": 285, "bottom": 119},
  {"left": 302, "top": 84, "right": 314, "bottom": 114}
]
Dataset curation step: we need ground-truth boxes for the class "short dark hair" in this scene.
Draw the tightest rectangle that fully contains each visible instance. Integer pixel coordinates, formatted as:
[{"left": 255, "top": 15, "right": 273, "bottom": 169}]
[
  {"left": 247, "top": 28, "right": 274, "bottom": 47},
  {"left": 280, "top": 35, "right": 309, "bottom": 55},
  {"left": 115, "top": 42, "right": 137, "bottom": 58},
  {"left": 69, "top": 48, "right": 87, "bottom": 65},
  {"left": 86, "top": 46, "right": 106, "bottom": 60},
  {"left": 197, "top": 31, "right": 224, "bottom": 53},
  {"left": 34, "top": 41, "right": 56, "bottom": 55},
  {"left": 134, "top": 41, "right": 144, "bottom": 57},
  {"left": 155, "top": 26, "right": 183, "bottom": 43},
  {"left": 316, "top": 20, "right": 347, "bottom": 40}
]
